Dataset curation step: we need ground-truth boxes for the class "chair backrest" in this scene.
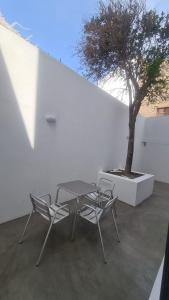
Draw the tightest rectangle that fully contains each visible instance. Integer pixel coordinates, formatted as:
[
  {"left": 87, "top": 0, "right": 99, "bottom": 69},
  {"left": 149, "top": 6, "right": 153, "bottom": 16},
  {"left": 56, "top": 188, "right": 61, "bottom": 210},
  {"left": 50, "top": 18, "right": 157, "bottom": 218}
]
[
  {"left": 98, "top": 177, "right": 116, "bottom": 198},
  {"left": 30, "top": 194, "right": 51, "bottom": 221}
]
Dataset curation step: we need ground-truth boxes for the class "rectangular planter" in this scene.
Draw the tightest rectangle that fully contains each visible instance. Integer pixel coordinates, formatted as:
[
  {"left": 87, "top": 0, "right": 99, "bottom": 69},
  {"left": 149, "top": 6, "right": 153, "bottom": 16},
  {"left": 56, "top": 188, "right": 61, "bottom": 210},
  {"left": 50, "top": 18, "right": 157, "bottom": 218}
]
[{"left": 98, "top": 170, "right": 154, "bottom": 206}]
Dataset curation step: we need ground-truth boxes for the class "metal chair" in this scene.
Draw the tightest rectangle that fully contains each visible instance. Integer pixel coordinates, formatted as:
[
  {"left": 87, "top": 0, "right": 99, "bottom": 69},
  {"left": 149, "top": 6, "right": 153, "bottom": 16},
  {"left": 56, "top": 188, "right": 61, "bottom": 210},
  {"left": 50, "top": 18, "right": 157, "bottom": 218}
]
[
  {"left": 78, "top": 195, "right": 120, "bottom": 263},
  {"left": 85, "top": 178, "right": 117, "bottom": 209},
  {"left": 19, "top": 193, "right": 69, "bottom": 266}
]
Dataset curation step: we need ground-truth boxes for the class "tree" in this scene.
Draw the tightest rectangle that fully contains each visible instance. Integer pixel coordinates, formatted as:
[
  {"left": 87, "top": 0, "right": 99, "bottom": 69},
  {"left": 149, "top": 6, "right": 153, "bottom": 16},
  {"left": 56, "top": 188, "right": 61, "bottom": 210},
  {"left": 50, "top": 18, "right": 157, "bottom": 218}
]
[{"left": 77, "top": 0, "right": 169, "bottom": 174}]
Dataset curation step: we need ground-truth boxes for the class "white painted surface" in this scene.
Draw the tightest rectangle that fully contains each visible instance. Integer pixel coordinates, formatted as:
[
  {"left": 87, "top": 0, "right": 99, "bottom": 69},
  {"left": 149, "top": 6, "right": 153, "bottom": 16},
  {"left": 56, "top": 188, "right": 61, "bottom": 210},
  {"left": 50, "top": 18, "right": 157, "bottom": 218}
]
[
  {"left": 98, "top": 170, "right": 154, "bottom": 206},
  {"left": 0, "top": 25, "right": 131, "bottom": 224},
  {"left": 149, "top": 259, "right": 164, "bottom": 300},
  {"left": 0, "top": 24, "right": 169, "bottom": 223},
  {"left": 138, "top": 116, "right": 169, "bottom": 183}
]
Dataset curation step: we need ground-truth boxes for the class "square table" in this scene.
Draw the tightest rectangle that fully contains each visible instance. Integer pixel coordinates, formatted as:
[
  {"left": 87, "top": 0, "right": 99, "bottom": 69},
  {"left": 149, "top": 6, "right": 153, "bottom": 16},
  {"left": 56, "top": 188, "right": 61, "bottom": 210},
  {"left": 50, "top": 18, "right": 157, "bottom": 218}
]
[
  {"left": 55, "top": 180, "right": 97, "bottom": 203},
  {"left": 55, "top": 180, "right": 98, "bottom": 239}
]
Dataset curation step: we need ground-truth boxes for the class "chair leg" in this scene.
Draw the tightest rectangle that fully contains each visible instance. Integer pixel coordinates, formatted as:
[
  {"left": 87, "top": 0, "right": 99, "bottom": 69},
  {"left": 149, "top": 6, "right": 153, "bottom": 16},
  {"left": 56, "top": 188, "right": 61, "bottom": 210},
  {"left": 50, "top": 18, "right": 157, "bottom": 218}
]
[
  {"left": 18, "top": 210, "right": 34, "bottom": 244},
  {"left": 98, "top": 196, "right": 103, "bottom": 208},
  {"left": 36, "top": 221, "right": 53, "bottom": 267},
  {"left": 71, "top": 198, "right": 79, "bottom": 240},
  {"left": 111, "top": 208, "right": 120, "bottom": 243},
  {"left": 97, "top": 221, "right": 107, "bottom": 263},
  {"left": 113, "top": 201, "right": 117, "bottom": 218}
]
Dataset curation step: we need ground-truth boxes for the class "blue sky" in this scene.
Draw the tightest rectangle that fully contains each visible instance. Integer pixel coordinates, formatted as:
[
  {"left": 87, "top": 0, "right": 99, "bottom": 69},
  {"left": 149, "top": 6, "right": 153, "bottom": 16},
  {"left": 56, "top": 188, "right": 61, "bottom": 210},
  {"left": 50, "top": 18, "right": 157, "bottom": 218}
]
[{"left": 0, "top": 0, "right": 169, "bottom": 74}]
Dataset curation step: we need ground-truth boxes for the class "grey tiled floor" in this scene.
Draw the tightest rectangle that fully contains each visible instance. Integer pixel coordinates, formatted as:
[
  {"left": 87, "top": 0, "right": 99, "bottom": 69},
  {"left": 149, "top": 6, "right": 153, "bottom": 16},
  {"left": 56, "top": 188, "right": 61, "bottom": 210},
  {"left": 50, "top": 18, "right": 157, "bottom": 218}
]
[{"left": 0, "top": 181, "right": 169, "bottom": 300}]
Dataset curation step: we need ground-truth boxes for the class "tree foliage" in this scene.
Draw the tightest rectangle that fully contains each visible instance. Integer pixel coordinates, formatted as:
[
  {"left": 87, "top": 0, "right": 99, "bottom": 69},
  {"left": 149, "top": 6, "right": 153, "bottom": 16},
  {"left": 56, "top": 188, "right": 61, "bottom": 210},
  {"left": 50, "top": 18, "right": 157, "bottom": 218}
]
[{"left": 78, "top": 0, "right": 169, "bottom": 174}]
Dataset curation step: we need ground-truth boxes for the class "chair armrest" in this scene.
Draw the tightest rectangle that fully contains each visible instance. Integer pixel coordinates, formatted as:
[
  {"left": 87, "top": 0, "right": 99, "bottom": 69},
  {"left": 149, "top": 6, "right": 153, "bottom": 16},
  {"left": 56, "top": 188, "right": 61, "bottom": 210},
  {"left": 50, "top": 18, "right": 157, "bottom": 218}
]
[
  {"left": 50, "top": 204, "right": 69, "bottom": 214},
  {"left": 91, "top": 182, "right": 97, "bottom": 186},
  {"left": 104, "top": 189, "right": 112, "bottom": 194},
  {"left": 80, "top": 204, "right": 100, "bottom": 222}
]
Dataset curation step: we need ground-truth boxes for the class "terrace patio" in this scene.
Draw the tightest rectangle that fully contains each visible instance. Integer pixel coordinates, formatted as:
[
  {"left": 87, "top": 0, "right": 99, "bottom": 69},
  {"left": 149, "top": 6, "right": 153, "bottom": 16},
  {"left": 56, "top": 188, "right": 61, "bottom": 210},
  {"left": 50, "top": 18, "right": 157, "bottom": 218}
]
[
  {"left": 0, "top": 19, "right": 169, "bottom": 299},
  {"left": 0, "top": 181, "right": 168, "bottom": 300}
]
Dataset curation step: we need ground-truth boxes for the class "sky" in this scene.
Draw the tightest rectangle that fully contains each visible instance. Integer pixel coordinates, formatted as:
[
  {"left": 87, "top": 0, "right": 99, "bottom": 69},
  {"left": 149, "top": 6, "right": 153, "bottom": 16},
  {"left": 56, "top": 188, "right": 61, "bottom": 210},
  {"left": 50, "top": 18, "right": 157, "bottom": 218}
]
[{"left": 0, "top": 0, "right": 169, "bottom": 75}]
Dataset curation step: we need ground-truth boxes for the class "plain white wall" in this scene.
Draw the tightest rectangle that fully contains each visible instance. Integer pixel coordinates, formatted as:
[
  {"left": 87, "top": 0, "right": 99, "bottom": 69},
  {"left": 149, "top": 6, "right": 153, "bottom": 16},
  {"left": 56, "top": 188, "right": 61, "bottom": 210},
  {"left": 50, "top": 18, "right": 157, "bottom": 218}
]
[
  {"left": 0, "top": 25, "right": 131, "bottom": 224},
  {"left": 1, "top": 24, "right": 168, "bottom": 224},
  {"left": 137, "top": 116, "right": 169, "bottom": 183}
]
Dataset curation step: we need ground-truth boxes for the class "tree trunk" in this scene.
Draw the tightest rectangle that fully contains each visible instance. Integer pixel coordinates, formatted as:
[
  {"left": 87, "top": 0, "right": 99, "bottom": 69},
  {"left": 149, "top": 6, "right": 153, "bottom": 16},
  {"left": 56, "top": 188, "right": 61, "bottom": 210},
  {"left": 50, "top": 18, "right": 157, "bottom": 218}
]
[
  {"left": 124, "top": 73, "right": 141, "bottom": 175},
  {"left": 125, "top": 119, "right": 136, "bottom": 174}
]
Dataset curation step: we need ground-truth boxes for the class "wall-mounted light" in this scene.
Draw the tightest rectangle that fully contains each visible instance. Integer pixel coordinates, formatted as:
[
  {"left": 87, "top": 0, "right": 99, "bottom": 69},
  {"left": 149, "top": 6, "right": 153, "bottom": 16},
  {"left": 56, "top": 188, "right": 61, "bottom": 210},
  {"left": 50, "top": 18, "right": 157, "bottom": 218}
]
[
  {"left": 45, "top": 115, "right": 56, "bottom": 124},
  {"left": 142, "top": 141, "right": 147, "bottom": 146}
]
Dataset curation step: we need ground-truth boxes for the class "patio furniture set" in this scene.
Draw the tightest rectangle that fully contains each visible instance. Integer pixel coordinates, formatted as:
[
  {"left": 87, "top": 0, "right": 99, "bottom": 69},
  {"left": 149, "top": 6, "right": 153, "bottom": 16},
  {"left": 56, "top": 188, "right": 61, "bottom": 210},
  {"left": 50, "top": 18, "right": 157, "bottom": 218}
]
[{"left": 19, "top": 178, "right": 120, "bottom": 266}]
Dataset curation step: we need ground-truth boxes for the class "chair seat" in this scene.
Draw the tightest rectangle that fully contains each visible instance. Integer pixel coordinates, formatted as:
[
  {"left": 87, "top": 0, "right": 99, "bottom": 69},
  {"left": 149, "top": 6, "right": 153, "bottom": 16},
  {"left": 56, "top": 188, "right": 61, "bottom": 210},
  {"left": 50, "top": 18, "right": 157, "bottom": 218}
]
[
  {"left": 86, "top": 191, "right": 111, "bottom": 205},
  {"left": 87, "top": 192, "right": 98, "bottom": 200},
  {"left": 80, "top": 205, "right": 103, "bottom": 224},
  {"left": 41, "top": 203, "right": 69, "bottom": 223}
]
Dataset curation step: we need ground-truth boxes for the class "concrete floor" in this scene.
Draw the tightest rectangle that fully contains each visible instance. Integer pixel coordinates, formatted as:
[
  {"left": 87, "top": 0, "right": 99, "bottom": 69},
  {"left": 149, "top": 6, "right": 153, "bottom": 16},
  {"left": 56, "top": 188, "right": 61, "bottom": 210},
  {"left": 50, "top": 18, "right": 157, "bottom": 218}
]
[{"left": 0, "top": 181, "right": 169, "bottom": 300}]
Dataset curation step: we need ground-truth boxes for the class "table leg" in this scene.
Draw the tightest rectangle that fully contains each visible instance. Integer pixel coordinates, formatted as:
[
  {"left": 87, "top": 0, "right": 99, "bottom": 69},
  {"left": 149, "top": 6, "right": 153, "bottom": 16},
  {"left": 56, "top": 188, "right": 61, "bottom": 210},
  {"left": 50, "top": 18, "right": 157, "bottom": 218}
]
[{"left": 71, "top": 196, "right": 79, "bottom": 240}]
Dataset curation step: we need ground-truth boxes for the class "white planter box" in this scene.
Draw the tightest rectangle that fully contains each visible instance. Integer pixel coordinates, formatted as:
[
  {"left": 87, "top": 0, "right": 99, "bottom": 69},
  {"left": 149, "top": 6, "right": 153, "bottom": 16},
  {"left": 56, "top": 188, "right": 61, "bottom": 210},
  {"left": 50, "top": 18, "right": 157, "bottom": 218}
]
[{"left": 98, "top": 170, "right": 154, "bottom": 206}]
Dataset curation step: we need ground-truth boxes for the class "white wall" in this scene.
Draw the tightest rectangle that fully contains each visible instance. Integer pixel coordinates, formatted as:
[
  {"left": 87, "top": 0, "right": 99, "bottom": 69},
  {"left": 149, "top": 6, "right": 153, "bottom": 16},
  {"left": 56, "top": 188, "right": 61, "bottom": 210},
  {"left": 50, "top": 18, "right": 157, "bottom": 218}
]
[
  {"left": 0, "top": 25, "right": 169, "bottom": 224},
  {"left": 138, "top": 116, "right": 169, "bottom": 183},
  {"left": 0, "top": 25, "right": 130, "bottom": 224}
]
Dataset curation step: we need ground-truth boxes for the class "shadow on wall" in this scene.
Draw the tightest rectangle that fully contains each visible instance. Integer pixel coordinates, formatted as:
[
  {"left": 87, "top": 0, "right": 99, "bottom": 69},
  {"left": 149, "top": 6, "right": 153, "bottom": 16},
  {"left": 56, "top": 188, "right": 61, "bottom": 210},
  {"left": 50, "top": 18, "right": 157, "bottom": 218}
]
[
  {"left": 0, "top": 49, "right": 52, "bottom": 223},
  {"left": 0, "top": 49, "right": 35, "bottom": 223}
]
